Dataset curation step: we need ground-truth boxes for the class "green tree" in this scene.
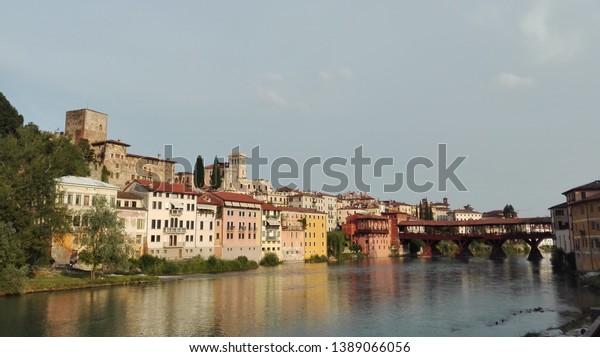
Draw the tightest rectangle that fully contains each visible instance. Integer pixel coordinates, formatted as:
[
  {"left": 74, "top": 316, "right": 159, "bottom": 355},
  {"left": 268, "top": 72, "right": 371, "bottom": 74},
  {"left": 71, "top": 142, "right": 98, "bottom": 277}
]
[
  {"left": 327, "top": 230, "right": 346, "bottom": 260},
  {"left": 0, "top": 91, "right": 24, "bottom": 136},
  {"left": 0, "top": 222, "right": 28, "bottom": 295},
  {"left": 194, "top": 155, "right": 205, "bottom": 189},
  {"left": 0, "top": 123, "right": 89, "bottom": 266},
  {"left": 78, "top": 196, "right": 132, "bottom": 279},
  {"left": 210, "top": 156, "right": 221, "bottom": 189},
  {"left": 503, "top": 204, "right": 517, "bottom": 218},
  {"left": 464, "top": 204, "right": 473, "bottom": 211}
]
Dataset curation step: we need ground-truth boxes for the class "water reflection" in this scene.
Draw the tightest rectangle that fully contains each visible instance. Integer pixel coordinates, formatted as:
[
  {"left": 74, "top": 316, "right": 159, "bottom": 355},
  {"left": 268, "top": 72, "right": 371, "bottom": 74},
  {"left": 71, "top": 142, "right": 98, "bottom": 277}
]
[{"left": 1, "top": 257, "right": 599, "bottom": 337}]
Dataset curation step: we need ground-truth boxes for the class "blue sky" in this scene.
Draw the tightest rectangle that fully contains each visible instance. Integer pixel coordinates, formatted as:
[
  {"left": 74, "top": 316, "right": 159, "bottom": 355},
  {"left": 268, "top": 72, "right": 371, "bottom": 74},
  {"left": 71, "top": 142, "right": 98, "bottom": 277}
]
[{"left": 2, "top": 1, "right": 599, "bottom": 216}]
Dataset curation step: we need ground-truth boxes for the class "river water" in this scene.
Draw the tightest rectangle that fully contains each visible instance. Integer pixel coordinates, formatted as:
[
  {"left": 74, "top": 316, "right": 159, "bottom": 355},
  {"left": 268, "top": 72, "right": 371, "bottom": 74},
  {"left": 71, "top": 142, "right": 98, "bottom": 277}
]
[{"left": 1, "top": 256, "right": 599, "bottom": 337}]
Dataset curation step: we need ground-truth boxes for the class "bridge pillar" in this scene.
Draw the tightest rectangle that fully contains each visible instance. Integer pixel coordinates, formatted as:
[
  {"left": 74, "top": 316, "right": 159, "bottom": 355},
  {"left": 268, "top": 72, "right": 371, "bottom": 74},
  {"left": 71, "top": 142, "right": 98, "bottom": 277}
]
[
  {"left": 420, "top": 240, "right": 443, "bottom": 258},
  {"left": 487, "top": 239, "right": 507, "bottom": 259},
  {"left": 524, "top": 238, "right": 544, "bottom": 260},
  {"left": 455, "top": 239, "right": 474, "bottom": 257}
]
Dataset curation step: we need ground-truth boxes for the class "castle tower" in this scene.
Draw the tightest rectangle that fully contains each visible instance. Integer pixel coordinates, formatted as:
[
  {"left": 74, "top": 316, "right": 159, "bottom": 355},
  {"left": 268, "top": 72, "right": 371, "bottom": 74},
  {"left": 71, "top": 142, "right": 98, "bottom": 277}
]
[
  {"left": 229, "top": 151, "right": 247, "bottom": 183},
  {"left": 65, "top": 109, "right": 108, "bottom": 143}
]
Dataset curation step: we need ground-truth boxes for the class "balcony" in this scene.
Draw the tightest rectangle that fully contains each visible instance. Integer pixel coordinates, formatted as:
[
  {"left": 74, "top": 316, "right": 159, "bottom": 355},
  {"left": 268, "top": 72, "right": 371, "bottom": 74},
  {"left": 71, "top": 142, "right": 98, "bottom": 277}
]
[
  {"left": 163, "top": 240, "right": 184, "bottom": 248},
  {"left": 163, "top": 227, "right": 186, "bottom": 234},
  {"left": 169, "top": 208, "right": 183, "bottom": 216}
]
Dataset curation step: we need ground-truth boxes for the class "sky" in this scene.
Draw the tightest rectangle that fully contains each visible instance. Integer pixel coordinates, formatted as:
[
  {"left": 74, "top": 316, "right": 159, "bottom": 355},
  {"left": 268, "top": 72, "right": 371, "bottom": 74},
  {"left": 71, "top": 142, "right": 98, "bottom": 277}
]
[{"left": 1, "top": 0, "right": 599, "bottom": 217}]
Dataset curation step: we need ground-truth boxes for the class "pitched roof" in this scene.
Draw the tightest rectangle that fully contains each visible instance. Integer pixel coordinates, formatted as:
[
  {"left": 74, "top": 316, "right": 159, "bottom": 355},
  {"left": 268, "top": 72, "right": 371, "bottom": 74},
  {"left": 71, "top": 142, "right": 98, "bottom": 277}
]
[
  {"left": 279, "top": 206, "right": 326, "bottom": 215},
  {"left": 56, "top": 176, "right": 118, "bottom": 190},
  {"left": 91, "top": 139, "right": 130, "bottom": 147},
  {"left": 450, "top": 209, "right": 482, "bottom": 214},
  {"left": 133, "top": 180, "right": 196, "bottom": 194},
  {"left": 261, "top": 203, "right": 282, "bottom": 211},
  {"left": 117, "top": 191, "right": 143, "bottom": 200},
  {"left": 210, "top": 191, "right": 264, "bottom": 204},
  {"left": 548, "top": 202, "right": 568, "bottom": 210},
  {"left": 562, "top": 180, "right": 600, "bottom": 195}
]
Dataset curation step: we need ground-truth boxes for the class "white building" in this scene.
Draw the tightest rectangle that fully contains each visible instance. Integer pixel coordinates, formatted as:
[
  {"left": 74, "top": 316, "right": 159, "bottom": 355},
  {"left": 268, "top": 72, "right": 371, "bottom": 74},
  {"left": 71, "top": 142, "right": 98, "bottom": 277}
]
[
  {"left": 124, "top": 180, "right": 198, "bottom": 260},
  {"left": 116, "top": 191, "right": 147, "bottom": 257},
  {"left": 53, "top": 176, "right": 118, "bottom": 265},
  {"left": 549, "top": 202, "right": 572, "bottom": 253}
]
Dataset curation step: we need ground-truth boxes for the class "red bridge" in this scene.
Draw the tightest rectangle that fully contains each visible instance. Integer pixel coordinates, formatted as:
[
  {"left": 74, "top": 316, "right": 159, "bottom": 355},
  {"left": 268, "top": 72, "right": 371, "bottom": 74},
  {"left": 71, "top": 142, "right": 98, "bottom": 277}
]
[{"left": 396, "top": 217, "right": 553, "bottom": 260}]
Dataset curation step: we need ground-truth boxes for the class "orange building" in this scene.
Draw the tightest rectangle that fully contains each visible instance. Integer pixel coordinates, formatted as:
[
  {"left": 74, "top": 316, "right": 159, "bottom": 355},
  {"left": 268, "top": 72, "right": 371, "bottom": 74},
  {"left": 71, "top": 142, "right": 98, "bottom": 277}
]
[{"left": 342, "top": 214, "right": 393, "bottom": 258}]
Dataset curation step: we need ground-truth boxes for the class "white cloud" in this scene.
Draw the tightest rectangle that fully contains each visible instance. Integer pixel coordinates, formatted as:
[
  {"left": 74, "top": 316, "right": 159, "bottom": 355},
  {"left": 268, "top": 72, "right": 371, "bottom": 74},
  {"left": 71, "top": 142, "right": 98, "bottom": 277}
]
[
  {"left": 264, "top": 73, "right": 284, "bottom": 83},
  {"left": 257, "top": 86, "right": 287, "bottom": 107},
  {"left": 319, "top": 68, "right": 355, "bottom": 84},
  {"left": 494, "top": 72, "right": 536, "bottom": 89},
  {"left": 519, "top": 0, "right": 583, "bottom": 63}
]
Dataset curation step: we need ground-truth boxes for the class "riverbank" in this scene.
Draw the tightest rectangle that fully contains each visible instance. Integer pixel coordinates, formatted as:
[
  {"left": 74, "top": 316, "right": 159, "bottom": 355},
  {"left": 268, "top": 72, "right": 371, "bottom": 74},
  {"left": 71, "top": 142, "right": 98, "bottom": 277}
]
[{"left": 0, "top": 268, "right": 159, "bottom": 297}]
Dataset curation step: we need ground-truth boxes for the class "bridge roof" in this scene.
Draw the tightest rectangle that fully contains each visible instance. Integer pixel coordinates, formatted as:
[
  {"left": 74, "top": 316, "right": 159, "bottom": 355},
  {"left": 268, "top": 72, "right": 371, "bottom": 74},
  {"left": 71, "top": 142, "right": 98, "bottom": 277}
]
[{"left": 397, "top": 217, "right": 551, "bottom": 227}]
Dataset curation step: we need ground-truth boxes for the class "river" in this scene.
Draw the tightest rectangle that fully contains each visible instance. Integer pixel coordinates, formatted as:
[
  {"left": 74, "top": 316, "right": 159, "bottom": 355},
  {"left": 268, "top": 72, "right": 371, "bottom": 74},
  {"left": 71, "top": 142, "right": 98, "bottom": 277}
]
[{"left": 1, "top": 256, "right": 598, "bottom": 337}]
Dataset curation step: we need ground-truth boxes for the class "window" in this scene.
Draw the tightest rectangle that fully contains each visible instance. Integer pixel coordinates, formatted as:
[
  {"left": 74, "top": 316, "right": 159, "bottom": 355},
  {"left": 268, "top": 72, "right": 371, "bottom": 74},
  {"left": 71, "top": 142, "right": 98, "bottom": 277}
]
[
  {"left": 67, "top": 194, "right": 73, "bottom": 205},
  {"left": 152, "top": 201, "right": 157, "bottom": 209},
  {"left": 137, "top": 219, "right": 145, "bottom": 230},
  {"left": 209, "top": 222, "right": 213, "bottom": 230},
  {"left": 75, "top": 195, "right": 82, "bottom": 205},
  {"left": 200, "top": 221, "right": 204, "bottom": 230},
  {"left": 209, "top": 235, "right": 213, "bottom": 242}
]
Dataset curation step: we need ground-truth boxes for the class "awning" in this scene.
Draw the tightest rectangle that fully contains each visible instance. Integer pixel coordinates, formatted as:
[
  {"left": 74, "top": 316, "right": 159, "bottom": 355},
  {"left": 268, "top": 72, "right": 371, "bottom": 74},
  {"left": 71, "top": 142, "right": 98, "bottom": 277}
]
[
  {"left": 267, "top": 219, "right": 280, "bottom": 226},
  {"left": 171, "top": 203, "right": 184, "bottom": 209}
]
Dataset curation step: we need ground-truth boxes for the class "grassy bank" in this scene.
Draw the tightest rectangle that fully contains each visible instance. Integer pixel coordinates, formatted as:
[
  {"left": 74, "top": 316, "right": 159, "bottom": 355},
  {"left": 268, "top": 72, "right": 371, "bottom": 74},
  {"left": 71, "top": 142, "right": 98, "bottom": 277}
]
[
  {"left": 0, "top": 268, "right": 159, "bottom": 297},
  {"left": 582, "top": 274, "right": 600, "bottom": 291},
  {"left": 134, "top": 254, "right": 258, "bottom": 275}
]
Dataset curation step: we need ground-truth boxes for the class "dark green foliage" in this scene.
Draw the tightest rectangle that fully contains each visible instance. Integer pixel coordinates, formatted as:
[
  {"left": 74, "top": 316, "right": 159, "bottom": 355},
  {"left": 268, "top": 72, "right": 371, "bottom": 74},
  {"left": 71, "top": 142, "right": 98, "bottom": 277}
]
[
  {"left": 409, "top": 239, "right": 426, "bottom": 255},
  {"left": 133, "top": 254, "right": 258, "bottom": 275},
  {"left": 464, "top": 204, "right": 473, "bottom": 211},
  {"left": 0, "top": 264, "right": 29, "bottom": 295},
  {"left": 327, "top": 230, "right": 346, "bottom": 260},
  {"left": 503, "top": 204, "right": 517, "bottom": 218},
  {"left": 78, "top": 196, "right": 133, "bottom": 279},
  {"left": 0, "top": 222, "right": 29, "bottom": 295},
  {"left": 0, "top": 92, "right": 24, "bottom": 136},
  {"left": 101, "top": 166, "right": 110, "bottom": 183},
  {"left": 194, "top": 155, "right": 205, "bottom": 189},
  {"left": 305, "top": 254, "right": 328, "bottom": 263},
  {"left": 210, "top": 156, "right": 221, "bottom": 189},
  {"left": 260, "top": 252, "right": 281, "bottom": 266},
  {"left": 551, "top": 248, "right": 577, "bottom": 271},
  {"left": 0, "top": 122, "right": 89, "bottom": 267}
]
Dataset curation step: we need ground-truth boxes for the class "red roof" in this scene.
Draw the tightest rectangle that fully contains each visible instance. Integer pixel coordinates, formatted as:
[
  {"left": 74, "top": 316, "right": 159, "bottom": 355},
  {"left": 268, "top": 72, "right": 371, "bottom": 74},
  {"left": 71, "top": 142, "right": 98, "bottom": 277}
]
[
  {"left": 450, "top": 209, "right": 482, "bottom": 214},
  {"left": 197, "top": 193, "right": 222, "bottom": 206},
  {"left": 134, "top": 180, "right": 196, "bottom": 195},
  {"left": 117, "top": 191, "right": 143, "bottom": 200},
  {"left": 261, "top": 203, "right": 282, "bottom": 211},
  {"left": 210, "top": 191, "right": 264, "bottom": 204},
  {"left": 279, "top": 206, "right": 326, "bottom": 215}
]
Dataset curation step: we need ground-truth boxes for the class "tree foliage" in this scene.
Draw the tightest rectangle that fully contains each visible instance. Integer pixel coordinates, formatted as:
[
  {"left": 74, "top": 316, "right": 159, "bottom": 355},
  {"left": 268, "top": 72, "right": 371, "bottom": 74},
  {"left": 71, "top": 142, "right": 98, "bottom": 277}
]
[
  {"left": 464, "top": 204, "right": 473, "bottom": 211},
  {"left": 0, "top": 92, "right": 24, "bottom": 136},
  {"left": 327, "top": 230, "right": 346, "bottom": 260},
  {"left": 78, "top": 196, "right": 132, "bottom": 279},
  {"left": 194, "top": 155, "right": 205, "bottom": 189},
  {"left": 0, "top": 122, "right": 90, "bottom": 266},
  {"left": 210, "top": 156, "right": 221, "bottom": 189},
  {"left": 503, "top": 204, "right": 517, "bottom": 218}
]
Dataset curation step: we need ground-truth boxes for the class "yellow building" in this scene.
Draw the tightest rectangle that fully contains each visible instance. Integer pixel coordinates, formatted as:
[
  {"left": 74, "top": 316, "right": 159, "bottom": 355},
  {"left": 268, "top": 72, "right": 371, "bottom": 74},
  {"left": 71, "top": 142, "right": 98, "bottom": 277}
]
[
  {"left": 564, "top": 181, "right": 600, "bottom": 272},
  {"left": 278, "top": 207, "right": 327, "bottom": 260}
]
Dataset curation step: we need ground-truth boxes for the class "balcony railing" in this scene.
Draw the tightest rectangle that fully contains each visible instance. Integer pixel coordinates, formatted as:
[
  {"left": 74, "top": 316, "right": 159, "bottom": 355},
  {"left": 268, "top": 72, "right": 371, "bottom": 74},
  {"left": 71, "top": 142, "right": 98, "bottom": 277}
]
[
  {"left": 163, "top": 227, "right": 186, "bottom": 234},
  {"left": 169, "top": 208, "right": 183, "bottom": 216},
  {"left": 163, "top": 241, "right": 184, "bottom": 248}
]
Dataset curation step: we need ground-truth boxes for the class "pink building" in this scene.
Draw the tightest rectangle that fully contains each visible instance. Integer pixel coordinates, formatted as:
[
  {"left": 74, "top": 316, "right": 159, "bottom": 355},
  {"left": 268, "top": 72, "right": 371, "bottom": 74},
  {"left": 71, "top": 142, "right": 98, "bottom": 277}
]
[{"left": 200, "top": 192, "right": 263, "bottom": 262}]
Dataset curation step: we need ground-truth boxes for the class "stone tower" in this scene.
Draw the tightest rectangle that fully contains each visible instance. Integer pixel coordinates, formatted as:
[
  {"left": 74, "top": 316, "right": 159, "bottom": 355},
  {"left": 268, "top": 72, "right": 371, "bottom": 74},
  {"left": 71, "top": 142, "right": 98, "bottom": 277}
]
[
  {"left": 65, "top": 109, "right": 108, "bottom": 143},
  {"left": 229, "top": 151, "right": 247, "bottom": 183}
]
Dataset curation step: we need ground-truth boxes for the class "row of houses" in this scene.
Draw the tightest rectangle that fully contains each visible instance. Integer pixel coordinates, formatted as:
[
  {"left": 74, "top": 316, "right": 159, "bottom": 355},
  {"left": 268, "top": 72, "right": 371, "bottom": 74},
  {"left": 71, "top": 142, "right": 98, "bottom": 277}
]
[
  {"left": 550, "top": 180, "right": 600, "bottom": 272},
  {"left": 52, "top": 176, "right": 327, "bottom": 264}
]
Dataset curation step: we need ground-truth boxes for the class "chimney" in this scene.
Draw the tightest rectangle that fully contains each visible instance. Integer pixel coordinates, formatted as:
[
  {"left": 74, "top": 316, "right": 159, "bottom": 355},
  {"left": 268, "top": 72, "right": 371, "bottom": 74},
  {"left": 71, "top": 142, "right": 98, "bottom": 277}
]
[{"left": 443, "top": 197, "right": 448, "bottom": 205}]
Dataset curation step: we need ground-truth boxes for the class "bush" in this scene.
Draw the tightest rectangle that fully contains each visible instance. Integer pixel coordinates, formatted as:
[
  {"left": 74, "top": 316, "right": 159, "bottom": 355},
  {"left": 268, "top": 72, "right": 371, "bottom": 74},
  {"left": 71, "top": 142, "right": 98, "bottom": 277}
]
[
  {"left": 305, "top": 255, "right": 328, "bottom": 263},
  {"left": 260, "top": 252, "right": 281, "bottom": 266},
  {"left": 131, "top": 254, "right": 258, "bottom": 275},
  {"left": 0, "top": 265, "right": 29, "bottom": 295}
]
